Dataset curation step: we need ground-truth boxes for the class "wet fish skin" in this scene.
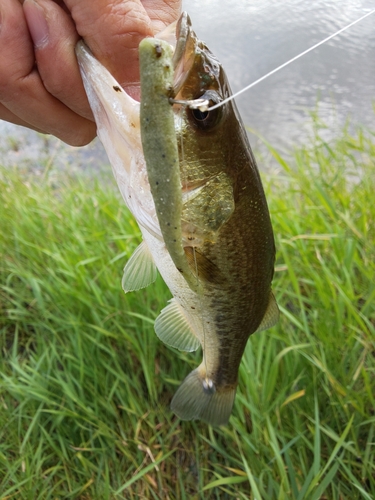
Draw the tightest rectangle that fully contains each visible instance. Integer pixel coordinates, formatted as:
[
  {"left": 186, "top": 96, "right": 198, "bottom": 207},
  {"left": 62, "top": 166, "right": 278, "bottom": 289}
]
[
  {"left": 139, "top": 14, "right": 278, "bottom": 425},
  {"left": 75, "top": 12, "right": 279, "bottom": 427}
]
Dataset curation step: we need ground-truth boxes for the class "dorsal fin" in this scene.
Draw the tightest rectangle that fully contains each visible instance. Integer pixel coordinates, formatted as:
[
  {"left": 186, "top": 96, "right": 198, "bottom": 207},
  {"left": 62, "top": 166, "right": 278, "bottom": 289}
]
[{"left": 256, "top": 291, "right": 279, "bottom": 332}]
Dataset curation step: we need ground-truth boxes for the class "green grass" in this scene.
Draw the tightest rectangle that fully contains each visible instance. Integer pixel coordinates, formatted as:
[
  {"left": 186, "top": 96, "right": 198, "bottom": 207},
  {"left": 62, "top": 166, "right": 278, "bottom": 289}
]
[{"left": 0, "top": 120, "right": 374, "bottom": 499}]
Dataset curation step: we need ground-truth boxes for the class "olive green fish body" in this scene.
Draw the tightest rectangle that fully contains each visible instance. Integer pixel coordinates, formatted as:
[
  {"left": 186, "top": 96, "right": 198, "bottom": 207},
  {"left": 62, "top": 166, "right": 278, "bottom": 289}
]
[{"left": 76, "top": 12, "right": 278, "bottom": 427}]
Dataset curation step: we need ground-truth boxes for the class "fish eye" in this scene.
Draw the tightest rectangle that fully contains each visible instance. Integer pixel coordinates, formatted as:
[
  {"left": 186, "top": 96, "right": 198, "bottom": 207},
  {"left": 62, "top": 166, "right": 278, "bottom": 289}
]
[
  {"left": 188, "top": 92, "right": 223, "bottom": 131},
  {"left": 191, "top": 109, "right": 209, "bottom": 121}
]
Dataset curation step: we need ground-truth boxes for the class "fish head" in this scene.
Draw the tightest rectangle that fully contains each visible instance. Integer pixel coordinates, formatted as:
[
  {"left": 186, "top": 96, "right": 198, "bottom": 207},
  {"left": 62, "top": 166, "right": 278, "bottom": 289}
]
[
  {"left": 163, "top": 13, "right": 262, "bottom": 250},
  {"left": 168, "top": 13, "right": 253, "bottom": 195}
]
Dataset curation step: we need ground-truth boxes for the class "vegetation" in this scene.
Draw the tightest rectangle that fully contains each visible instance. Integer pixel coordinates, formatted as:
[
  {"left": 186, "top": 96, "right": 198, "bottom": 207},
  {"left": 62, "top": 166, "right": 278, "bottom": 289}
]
[{"left": 0, "top": 121, "right": 374, "bottom": 499}]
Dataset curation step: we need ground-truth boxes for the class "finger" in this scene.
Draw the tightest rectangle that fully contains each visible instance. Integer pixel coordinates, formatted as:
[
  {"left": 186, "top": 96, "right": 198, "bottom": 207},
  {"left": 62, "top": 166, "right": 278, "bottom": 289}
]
[
  {"left": 23, "top": 0, "right": 93, "bottom": 121},
  {"left": 0, "top": 102, "right": 45, "bottom": 133},
  {"left": 141, "top": 0, "right": 181, "bottom": 33},
  {"left": 0, "top": 0, "right": 96, "bottom": 145},
  {"left": 63, "top": 0, "right": 154, "bottom": 99}
]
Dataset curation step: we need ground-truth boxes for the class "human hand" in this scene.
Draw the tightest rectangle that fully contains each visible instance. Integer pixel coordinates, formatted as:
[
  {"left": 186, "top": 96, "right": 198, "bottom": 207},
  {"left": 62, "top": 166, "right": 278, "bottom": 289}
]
[{"left": 0, "top": 0, "right": 181, "bottom": 146}]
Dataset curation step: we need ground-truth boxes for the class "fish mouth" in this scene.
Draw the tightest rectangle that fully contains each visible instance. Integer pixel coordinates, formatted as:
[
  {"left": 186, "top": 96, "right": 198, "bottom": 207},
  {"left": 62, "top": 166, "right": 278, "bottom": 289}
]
[{"left": 168, "top": 12, "right": 227, "bottom": 103}]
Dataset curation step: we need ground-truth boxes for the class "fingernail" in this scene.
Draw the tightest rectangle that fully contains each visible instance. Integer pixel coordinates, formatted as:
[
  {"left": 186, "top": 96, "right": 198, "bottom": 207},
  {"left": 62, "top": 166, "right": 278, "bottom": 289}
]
[{"left": 24, "top": 0, "right": 49, "bottom": 49}]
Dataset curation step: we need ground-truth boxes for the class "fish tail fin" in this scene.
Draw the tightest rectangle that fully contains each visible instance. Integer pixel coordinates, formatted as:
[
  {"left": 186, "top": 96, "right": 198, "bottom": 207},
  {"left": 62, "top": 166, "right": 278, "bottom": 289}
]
[{"left": 170, "top": 365, "right": 236, "bottom": 426}]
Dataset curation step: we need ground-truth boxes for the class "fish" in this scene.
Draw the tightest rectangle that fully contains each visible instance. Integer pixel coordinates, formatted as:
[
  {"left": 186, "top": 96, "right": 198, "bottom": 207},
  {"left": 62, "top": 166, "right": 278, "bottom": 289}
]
[{"left": 75, "top": 11, "right": 279, "bottom": 427}]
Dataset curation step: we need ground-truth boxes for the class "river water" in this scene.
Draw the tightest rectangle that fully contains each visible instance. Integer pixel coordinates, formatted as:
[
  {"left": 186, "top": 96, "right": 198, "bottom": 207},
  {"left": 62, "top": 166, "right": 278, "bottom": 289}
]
[{"left": 0, "top": 0, "right": 374, "bottom": 170}]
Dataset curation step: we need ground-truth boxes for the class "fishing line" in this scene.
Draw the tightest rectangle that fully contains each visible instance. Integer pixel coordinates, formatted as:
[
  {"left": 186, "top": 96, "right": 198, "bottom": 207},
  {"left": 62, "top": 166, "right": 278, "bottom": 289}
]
[
  {"left": 208, "top": 8, "right": 375, "bottom": 111},
  {"left": 170, "top": 8, "right": 375, "bottom": 112}
]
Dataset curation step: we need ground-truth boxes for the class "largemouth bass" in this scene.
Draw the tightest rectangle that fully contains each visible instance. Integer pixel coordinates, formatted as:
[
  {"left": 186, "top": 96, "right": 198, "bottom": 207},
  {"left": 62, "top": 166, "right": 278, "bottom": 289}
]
[{"left": 76, "top": 12, "right": 279, "bottom": 426}]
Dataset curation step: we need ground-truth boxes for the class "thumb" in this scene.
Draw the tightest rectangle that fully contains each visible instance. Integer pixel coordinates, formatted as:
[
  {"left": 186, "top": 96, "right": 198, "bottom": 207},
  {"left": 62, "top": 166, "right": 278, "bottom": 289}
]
[{"left": 63, "top": 0, "right": 154, "bottom": 99}]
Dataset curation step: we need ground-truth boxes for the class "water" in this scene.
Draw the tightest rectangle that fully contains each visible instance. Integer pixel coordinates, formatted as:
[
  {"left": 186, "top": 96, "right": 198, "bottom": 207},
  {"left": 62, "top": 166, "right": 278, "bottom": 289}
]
[
  {"left": 0, "top": 0, "right": 374, "bottom": 168},
  {"left": 185, "top": 0, "right": 375, "bottom": 154}
]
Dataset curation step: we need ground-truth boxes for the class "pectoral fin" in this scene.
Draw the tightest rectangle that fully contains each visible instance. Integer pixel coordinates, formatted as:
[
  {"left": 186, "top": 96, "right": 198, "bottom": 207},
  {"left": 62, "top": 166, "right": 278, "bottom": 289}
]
[
  {"left": 122, "top": 241, "right": 157, "bottom": 293},
  {"left": 182, "top": 172, "right": 234, "bottom": 243},
  {"left": 256, "top": 291, "right": 279, "bottom": 332},
  {"left": 154, "top": 299, "right": 200, "bottom": 352}
]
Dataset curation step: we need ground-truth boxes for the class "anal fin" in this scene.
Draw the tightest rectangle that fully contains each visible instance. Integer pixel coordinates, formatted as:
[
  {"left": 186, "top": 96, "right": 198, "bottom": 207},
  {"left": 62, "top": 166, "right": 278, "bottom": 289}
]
[
  {"left": 256, "top": 291, "right": 279, "bottom": 333},
  {"left": 122, "top": 240, "right": 157, "bottom": 293},
  {"left": 154, "top": 299, "right": 200, "bottom": 352}
]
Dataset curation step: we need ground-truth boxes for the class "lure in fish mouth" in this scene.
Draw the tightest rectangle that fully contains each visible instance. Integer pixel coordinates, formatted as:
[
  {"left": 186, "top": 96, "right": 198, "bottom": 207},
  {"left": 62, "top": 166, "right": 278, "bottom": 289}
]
[{"left": 76, "top": 12, "right": 279, "bottom": 427}]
